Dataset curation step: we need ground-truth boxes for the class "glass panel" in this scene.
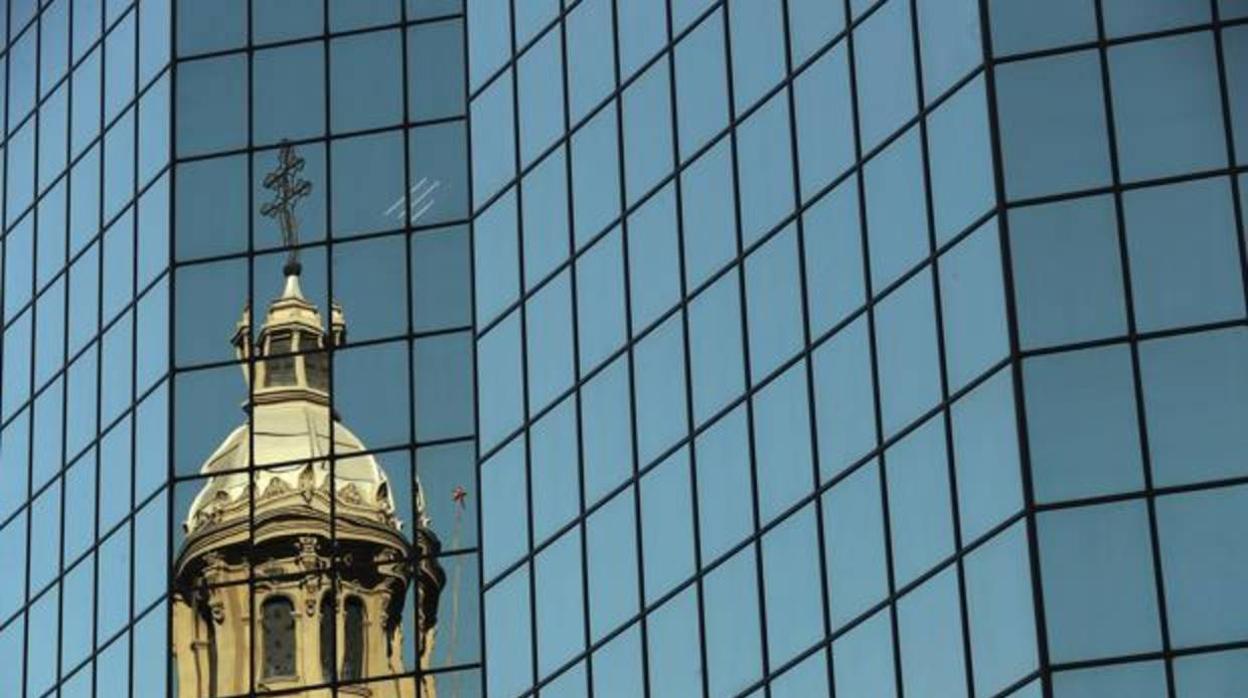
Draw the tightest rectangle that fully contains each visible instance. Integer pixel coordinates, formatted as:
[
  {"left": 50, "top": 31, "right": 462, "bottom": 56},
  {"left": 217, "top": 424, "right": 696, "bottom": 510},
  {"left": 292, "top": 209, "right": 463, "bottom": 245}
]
[
  {"left": 1157, "top": 484, "right": 1248, "bottom": 648},
  {"left": 575, "top": 227, "right": 626, "bottom": 373},
  {"left": 833, "top": 608, "right": 897, "bottom": 698},
  {"left": 480, "top": 435, "right": 527, "bottom": 582},
  {"left": 762, "top": 505, "right": 824, "bottom": 666},
  {"left": 1038, "top": 501, "right": 1162, "bottom": 662},
  {"left": 865, "top": 127, "right": 928, "bottom": 291},
  {"left": 470, "top": 71, "right": 515, "bottom": 209},
  {"left": 952, "top": 369, "right": 1023, "bottom": 542},
  {"left": 886, "top": 414, "right": 955, "bottom": 587},
  {"left": 876, "top": 269, "right": 941, "bottom": 437},
  {"left": 627, "top": 185, "right": 681, "bottom": 332},
  {"left": 737, "top": 92, "right": 794, "bottom": 246},
  {"left": 484, "top": 566, "right": 532, "bottom": 698},
  {"left": 330, "top": 30, "right": 403, "bottom": 132},
  {"left": 535, "top": 528, "right": 584, "bottom": 677},
  {"left": 581, "top": 355, "right": 632, "bottom": 505},
  {"left": 728, "top": 0, "right": 785, "bottom": 114},
  {"left": 1052, "top": 662, "right": 1168, "bottom": 698},
  {"left": 689, "top": 273, "right": 744, "bottom": 425},
  {"left": 566, "top": 0, "right": 615, "bottom": 125},
  {"left": 1024, "top": 345, "right": 1144, "bottom": 503},
  {"left": 995, "top": 50, "right": 1111, "bottom": 200},
  {"left": 1140, "top": 328, "right": 1248, "bottom": 488},
  {"left": 675, "top": 9, "right": 729, "bottom": 161},
  {"left": 813, "top": 317, "right": 877, "bottom": 481},
  {"left": 571, "top": 107, "right": 620, "bottom": 248},
  {"left": 745, "top": 224, "right": 804, "bottom": 383},
  {"left": 1102, "top": 0, "right": 1208, "bottom": 37},
  {"left": 788, "top": 0, "right": 844, "bottom": 66},
  {"left": 1123, "top": 177, "right": 1244, "bottom": 333},
  {"left": 916, "top": 0, "right": 981, "bottom": 100},
  {"left": 989, "top": 0, "right": 1096, "bottom": 56},
  {"left": 622, "top": 58, "right": 673, "bottom": 206},
  {"left": 1109, "top": 33, "right": 1226, "bottom": 182},
  {"left": 525, "top": 271, "right": 574, "bottom": 413},
  {"left": 640, "top": 447, "right": 695, "bottom": 602},
  {"left": 634, "top": 315, "right": 688, "bottom": 466},
  {"left": 965, "top": 523, "right": 1038, "bottom": 697},
  {"left": 939, "top": 218, "right": 1008, "bottom": 391},
  {"left": 853, "top": 0, "right": 916, "bottom": 151},
  {"left": 586, "top": 487, "right": 638, "bottom": 642},
  {"left": 705, "top": 547, "right": 763, "bottom": 696},
  {"left": 795, "top": 43, "right": 854, "bottom": 204},
  {"left": 1009, "top": 194, "right": 1127, "bottom": 349},
  {"left": 899, "top": 567, "right": 968, "bottom": 697},
  {"left": 518, "top": 29, "right": 564, "bottom": 167},
  {"left": 175, "top": 54, "right": 247, "bottom": 157},
  {"left": 648, "top": 589, "right": 702, "bottom": 698},
  {"left": 927, "top": 77, "right": 994, "bottom": 245},
  {"left": 680, "top": 141, "right": 737, "bottom": 289},
  {"left": 1175, "top": 648, "right": 1248, "bottom": 698},
  {"left": 522, "top": 150, "right": 570, "bottom": 291},
  {"left": 695, "top": 406, "right": 754, "bottom": 562},
  {"left": 823, "top": 460, "right": 888, "bottom": 628},
  {"left": 253, "top": 42, "right": 325, "bottom": 146},
  {"left": 753, "top": 362, "right": 814, "bottom": 522}
]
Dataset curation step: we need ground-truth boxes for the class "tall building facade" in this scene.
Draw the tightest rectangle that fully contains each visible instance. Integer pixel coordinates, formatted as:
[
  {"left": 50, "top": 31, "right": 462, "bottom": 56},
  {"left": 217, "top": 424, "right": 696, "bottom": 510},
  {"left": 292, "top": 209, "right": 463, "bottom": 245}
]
[{"left": 0, "top": 1, "right": 1246, "bottom": 697}]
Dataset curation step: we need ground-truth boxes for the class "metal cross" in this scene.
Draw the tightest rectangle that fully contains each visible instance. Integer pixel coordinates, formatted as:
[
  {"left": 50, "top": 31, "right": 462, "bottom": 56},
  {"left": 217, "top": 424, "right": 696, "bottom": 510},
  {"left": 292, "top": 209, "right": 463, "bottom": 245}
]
[{"left": 260, "top": 141, "right": 313, "bottom": 275}]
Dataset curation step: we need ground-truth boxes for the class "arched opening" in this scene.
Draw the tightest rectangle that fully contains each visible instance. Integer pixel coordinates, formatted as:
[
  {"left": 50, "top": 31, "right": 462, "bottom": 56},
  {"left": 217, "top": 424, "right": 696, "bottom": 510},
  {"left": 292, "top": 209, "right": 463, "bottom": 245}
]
[
  {"left": 342, "top": 596, "right": 366, "bottom": 680},
  {"left": 319, "top": 594, "right": 335, "bottom": 682},
  {"left": 261, "top": 596, "right": 297, "bottom": 679}
]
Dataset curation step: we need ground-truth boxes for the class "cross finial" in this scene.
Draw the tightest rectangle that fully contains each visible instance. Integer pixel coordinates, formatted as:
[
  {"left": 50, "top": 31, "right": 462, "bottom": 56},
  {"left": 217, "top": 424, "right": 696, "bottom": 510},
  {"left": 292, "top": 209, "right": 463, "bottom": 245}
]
[{"left": 260, "top": 141, "right": 313, "bottom": 276}]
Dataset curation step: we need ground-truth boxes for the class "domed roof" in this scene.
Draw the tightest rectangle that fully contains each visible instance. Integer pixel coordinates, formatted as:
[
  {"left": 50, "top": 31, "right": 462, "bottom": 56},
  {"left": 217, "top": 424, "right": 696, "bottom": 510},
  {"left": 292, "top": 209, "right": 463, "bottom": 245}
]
[
  {"left": 181, "top": 271, "right": 426, "bottom": 539},
  {"left": 182, "top": 399, "right": 417, "bottom": 536}
]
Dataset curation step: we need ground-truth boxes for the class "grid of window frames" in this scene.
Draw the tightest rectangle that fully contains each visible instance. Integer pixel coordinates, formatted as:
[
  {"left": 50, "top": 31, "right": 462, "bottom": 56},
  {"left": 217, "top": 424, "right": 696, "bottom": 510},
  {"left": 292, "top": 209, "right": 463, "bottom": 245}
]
[
  {"left": 0, "top": 0, "right": 173, "bottom": 696},
  {"left": 168, "top": 1, "right": 479, "bottom": 697},
  {"left": 469, "top": 0, "right": 1248, "bottom": 697}
]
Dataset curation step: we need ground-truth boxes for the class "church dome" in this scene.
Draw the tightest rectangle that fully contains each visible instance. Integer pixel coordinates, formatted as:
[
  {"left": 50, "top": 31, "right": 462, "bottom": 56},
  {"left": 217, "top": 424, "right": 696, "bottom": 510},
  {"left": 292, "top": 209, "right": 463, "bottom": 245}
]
[
  {"left": 182, "top": 399, "right": 412, "bottom": 536},
  {"left": 177, "top": 270, "right": 426, "bottom": 564}
]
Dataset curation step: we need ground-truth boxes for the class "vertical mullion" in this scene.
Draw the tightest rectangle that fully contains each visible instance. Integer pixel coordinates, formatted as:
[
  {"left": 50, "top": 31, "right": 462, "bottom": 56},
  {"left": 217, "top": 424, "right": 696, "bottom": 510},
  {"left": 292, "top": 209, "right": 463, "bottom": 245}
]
[
  {"left": 556, "top": 3, "right": 597, "bottom": 695},
  {"left": 1209, "top": 2, "right": 1248, "bottom": 319},
  {"left": 55, "top": 0, "right": 78, "bottom": 693},
  {"left": 1089, "top": 2, "right": 1177, "bottom": 695},
  {"left": 164, "top": 0, "right": 178, "bottom": 693},
  {"left": 775, "top": 0, "right": 837, "bottom": 694},
  {"left": 975, "top": 1, "right": 1054, "bottom": 695},
  {"left": 90, "top": 2, "right": 106, "bottom": 694},
  {"left": 21, "top": 8, "right": 44, "bottom": 698},
  {"left": 661, "top": 2, "right": 710, "bottom": 697},
  {"left": 717, "top": 3, "right": 772, "bottom": 695},
  {"left": 462, "top": 0, "right": 489, "bottom": 692},
  {"left": 839, "top": 1, "right": 890, "bottom": 697},
  {"left": 395, "top": 2, "right": 424, "bottom": 693},
  {"left": 319, "top": 0, "right": 340, "bottom": 694},
  {"left": 126, "top": 1, "right": 141, "bottom": 694},
  {"left": 605, "top": 1, "right": 653, "bottom": 696},
  {"left": 246, "top": 0, "right": 260, "bottom": 689},
  {"left": 906, "top": 2, "right": 979, "bottom": 697},
  {"left": 505, "top": 0, "right": 541, "bottom": 694}
]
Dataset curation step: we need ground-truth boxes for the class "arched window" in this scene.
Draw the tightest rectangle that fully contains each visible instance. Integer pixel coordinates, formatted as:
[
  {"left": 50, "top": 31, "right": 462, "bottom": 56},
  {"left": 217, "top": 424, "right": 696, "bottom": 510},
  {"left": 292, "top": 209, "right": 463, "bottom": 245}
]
[
  {"left": 319, "top": 594, "right": 335, "bottom": 682},
  {"left": 261, "top": 597, "right": 297, "bottom": 679},
  {"left": 342, "top": 597, "right": 365, "bottom": 680}
]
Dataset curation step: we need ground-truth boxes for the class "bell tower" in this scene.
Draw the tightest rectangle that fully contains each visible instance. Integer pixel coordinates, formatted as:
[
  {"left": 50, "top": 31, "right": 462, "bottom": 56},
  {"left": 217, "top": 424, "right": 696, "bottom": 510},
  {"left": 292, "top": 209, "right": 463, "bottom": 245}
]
[{"left": 171, "top": 144, "right": 445, "bottom": 697}]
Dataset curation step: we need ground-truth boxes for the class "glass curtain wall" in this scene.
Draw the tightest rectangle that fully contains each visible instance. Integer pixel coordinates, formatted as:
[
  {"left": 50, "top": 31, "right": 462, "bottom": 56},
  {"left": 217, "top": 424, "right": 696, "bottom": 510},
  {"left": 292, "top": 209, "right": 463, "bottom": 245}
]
[
  {"left": 468, "top": 1, "right": 1248, "bottom": 697},
  {"left": 168, "top": 0, "right": 480, "bottom": 696},
  {"left": 0, "top": 0, "right": 173, "bottom": 696}
]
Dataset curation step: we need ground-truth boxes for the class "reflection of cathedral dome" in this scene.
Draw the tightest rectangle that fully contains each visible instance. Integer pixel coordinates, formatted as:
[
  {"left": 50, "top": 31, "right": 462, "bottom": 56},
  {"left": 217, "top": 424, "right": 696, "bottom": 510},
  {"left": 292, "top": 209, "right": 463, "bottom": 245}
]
[
  {"left": 183, "top": 400, "right": 411, "bottom": 537},
  {"left": 172, "top": 267, "right": 443, "bottom": 698}
]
